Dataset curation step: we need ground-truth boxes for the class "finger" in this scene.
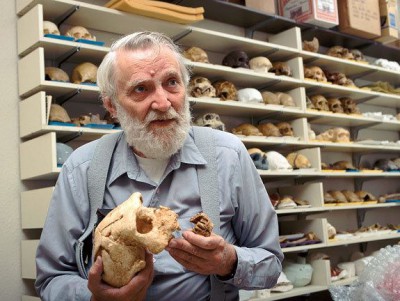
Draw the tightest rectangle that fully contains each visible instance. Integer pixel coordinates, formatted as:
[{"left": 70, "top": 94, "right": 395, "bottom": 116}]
[
  {"left": 87, "top": 256, "right": 103, "bottom": 292},
  {"left": 182, "top": 231, "right": 221, "bottom": 250}
]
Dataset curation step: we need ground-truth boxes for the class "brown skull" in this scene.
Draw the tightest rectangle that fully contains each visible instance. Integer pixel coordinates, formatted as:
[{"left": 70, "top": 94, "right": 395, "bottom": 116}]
[
  {"left": 276, "top": 92, "right": 295, "bottom": 106},
  {"left": 65, "top": 25, "right": 96, "bottom": 41},
  {"left": 316, "top": 128, "right": 334, "bottom": 142},
  {"left": 271, "top": 62, "right": 292, "bottom": 76},
  {"left": 232, "top": 123, "right": 263, "bottom": 136},
  {"left": 302, "top": 37, "right": 319, "bottom": 53},
  {"left": 276, "top": 122, "right": 294, "bottom": 136},
  {"left": 328, "top": 97, "right": 344, "bottom": 113},
  {"left": 257, "top": 123, "right": 282, "bottom": 137},
  {"left": 304, "top": 66, "right": 327, "bottom": 82},
  {"left": 193, "top": 113, "right": 225, "bottom": 131},
  {"left": 350, "top": 49, "right": 365, "bottom": 62},
  {"left": 326, "top": 46, "right": 354, "bottom": 60},
  {"left": 188, "top": 76, "right": 216, "bottom": 98},
  {"left": 332, "top": 127, "right": 350, "bottom": 143},
  {"left": 222, "top": 50, "right": 249, "bottom": 68},
  {"left": 261, "top": 91, "right": 280, "bottom": 105},
  {"left": 340, "top": 97, "right": 360, "bottom": 114},
  {"left": 310, "top": 95, "right": 329, "bottom": 111},
  {"left": 183, "top": 46, "right": 209, "bottom": 63},
  {"left": 213, "top": 80, "right": 237, "bottom": 101}
]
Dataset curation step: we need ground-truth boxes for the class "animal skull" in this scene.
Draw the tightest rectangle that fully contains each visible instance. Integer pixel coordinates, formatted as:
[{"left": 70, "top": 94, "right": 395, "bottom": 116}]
[
  {"left": 237, "top": 88, "right": 263, "bottom": 103},
  {"left": 188, "top": 76, "right": 216, "bottom": 98},
  {"left": 249, "top": 56, "right": 272, "bottom": 73},
  {"left": 328, "top": 98, "right": 344, "bottom": 113},
  {"left": 247, "top": 148, "right": 269, "bottom": 170},
  {"left": 71, "top": 62, "right": 98, "bottom": 84},
  {"left": 350, "top": 49, "right": 365, "bottom": 62},
  {"left": 340, "top": 97, "right": 360, "bottom": 114},
  {"left": 183, "top": 46, "right": 209, "bottom": 63},
  {"left": 49, "top": 104, "right": 71, "bottom": 123},
  {"left": 286, "top": 152, "right": 311, "bottom": 169},
  {"left": 310, "top": 95, "right": 329, "bottom": 111},
  {"left": 45, "top": 67, "right": 70, "bottom": 82},
  {"left": 222, "top": 50, "right": 249, "bottom": 68},
  {"left": 276, "top": 122, "right": 294, "bottom": 136},
  {"left": 65, "top": 25, "right": 96, "bottom": 41},
  {"left": 213, "top": 80, "right": 237, "bottom": 101},
  {"left": 332, "top": 127, "right": 350, "bottom": 143},
  {"left": 43, "top": 21, "right": 60, "bottom": 35},
  {"left": 193, "top": 113, "right": 225, "bottom": 131},
  {"left": 258, "top": 123, "right": 282, "bottom": 137},
  {"left": 302, "top": 37, "right": 319, "bottom": 53},
  {"left": 93, "top": 192, "right": 180, "bottom": 288},
  {"left": 271, "top": 62, "right": 292, "bottom": 76},
  {"left": 326, "top": 46, "right": 354, "bottom": 60},
  {"left": 304, "top": 66, "right": 327, "bottom": 82}
]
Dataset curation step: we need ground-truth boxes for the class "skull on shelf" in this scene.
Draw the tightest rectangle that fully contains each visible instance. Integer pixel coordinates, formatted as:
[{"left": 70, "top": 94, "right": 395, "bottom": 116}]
[
  {"left": 261, "top": 91, "right": 280, "bottom": 105},
  {"left": 332, "top": 127, "right": 351, "bottom": 143},
  {"left": 183, "top": 46, "right": 209, "bottom": 63},
  {"left": 213, "top": 80, "right": 237, "bottom": 101},
  {"left": 316, "top": 128, "right": 334, "bottom": 142},
  {"left": 43, "top": 21, "right": 60, "bottom": 35},
  {"left": 249, "top": 56, "right": 272, "bottom": 73},
  {"left": 271, "top": 62, "right": 292, "bottom": 76},
  {"left": 45, "top": 67, "right": 70, "bottom": 82},
  {"left": 326, "top": 46, "right": 354, "bottom": 60},
  {"left": 71, "top": 62, "right": 98, "bottom": 84},
  {"left": 232, "top": 123, "right": 263, "bottom": 136},
  {"left": 340, "top": 97, "right": 361, "bottom": 114},
  {"left": 222, "top": 50, "right": 249, "bottom": 68},
  {"left": 304, "top": 66, "right": 327, "bottom": 82},
  {"left": 327, "top": 97, "right": 344, "bottom": 113},
  {"left": 49, "top": 104, "right": 71, "bottom": 123},
  {"left": 258, "top": 123, "right": 282, "bottom": 137},
  {"left": 193, "top": 113, "right": 225, "bottom": 131},
  {"left": 276, "top": 122, "right": 294, "bottom": 136},
  {"left": 65, "top": 25, "right": 96, "bottom": 41},
  {"left": 188, "top": 76, "right": 216, "bottom": 98},
  {"left": 276, "top": 92, "right": 296, "bottom": 106},
  {"left": 302, "top": 37, "right": 319, "bottom": 53},
  {"left": 350, "top": 49, "right": 365, "bottom": 62},
  {"left": 237, "top": 88, "right": 263, "bottom": 103},
  {"left": 310, "top": 95, "right": 329, "bottom": 111}
]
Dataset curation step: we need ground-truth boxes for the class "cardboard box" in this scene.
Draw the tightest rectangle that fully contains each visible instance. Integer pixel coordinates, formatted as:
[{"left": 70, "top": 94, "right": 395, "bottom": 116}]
[
  {"left": 375, "top": 0, "right": 399, "bottom": 43},
  {"left": 338, "top": 0, "right": 381, "bottom": 39},
  {"left": 279, "top": 0, "right": 339, "bottom": 28},
  {"left": 245, "top": 0, "right": 277, "bottom": 14}
]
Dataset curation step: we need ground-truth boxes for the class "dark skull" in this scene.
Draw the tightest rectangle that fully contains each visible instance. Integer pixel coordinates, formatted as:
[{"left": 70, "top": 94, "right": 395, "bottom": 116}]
[{"left": 222, "top": 50, "right": 250, "bottom": 68}]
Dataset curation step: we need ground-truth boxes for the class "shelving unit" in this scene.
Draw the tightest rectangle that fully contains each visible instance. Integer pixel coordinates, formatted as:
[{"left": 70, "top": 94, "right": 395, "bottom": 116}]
[{"left": 17, "top": 0, "right": 399, "bottom": 300}]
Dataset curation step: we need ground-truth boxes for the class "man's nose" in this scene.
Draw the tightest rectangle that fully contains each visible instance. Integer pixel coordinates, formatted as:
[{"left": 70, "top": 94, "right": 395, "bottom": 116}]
[{"left": 151, "top": 86, "right": 171, "bottom": 112}]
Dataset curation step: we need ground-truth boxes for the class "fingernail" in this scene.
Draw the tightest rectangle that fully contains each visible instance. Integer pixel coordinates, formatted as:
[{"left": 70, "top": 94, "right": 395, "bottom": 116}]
[{"left": 169, "top": 240, "right": 177, "bottom": 248}]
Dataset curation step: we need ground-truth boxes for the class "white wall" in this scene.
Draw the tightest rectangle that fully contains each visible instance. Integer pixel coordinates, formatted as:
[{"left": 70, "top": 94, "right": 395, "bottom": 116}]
[{"left": 0, "top": 1, "right": 25, "bottom": 300}]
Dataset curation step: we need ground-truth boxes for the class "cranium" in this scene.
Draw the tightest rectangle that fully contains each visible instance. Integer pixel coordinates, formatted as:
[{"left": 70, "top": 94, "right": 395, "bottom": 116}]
[
  {"left": 193, "top": 112, "right": 225, "bottom": 131},
  {"left": 265, "top": 151, "right": 292, "bottom": 170},
  {"left": 276, "top": 122, "right": 294, "bottom": 136},
  {"left": 327, "top": 97, "right": 344, "bottom": 113},
  {"left": 93, "top": 192, "right": 180, "bottom": 287},
  {"left": 257, "top": 123, "right": 282, "bottom": 137},
  {"left": 183, "top": 46, "right": 209, "bottom": 63},
  {"left": 49, "top": 104, "right": 71, "bottom": 123},
  {"left": 350, "top": 49, "right": 365, "bottom": 62},
  {"left": 325, "top": 71, "right": 354, "bottom": 87},
  {"left": 249, "top": 56, "right": 272, "bottom": 73},
  {"left": 304, "top": 66, "right": 327, "bottom": 82},
  {"left": 222, "top": 50, "right": 249, "bottom": 68},
  {"left": 213, "top": 80, "right": 237, "bottom": 101},
  {"left": 331, "top": 160, "right": 356, "bottom": 170},
  {"left": 271, "top": 62, "right": 292, "bottom": 76},
  {"left": 286, "top": 152, "right": 311, "bottom": 169},
  {"left": 247, "top": 148, "right": 268, "bottom": 170},
  {"left": 332, "top": 127, "right": 350, "bottom": 143},
  {"left": 302, "top": 37, "right": 319, "bottom": 53},
  {"left": 71, "top": 62, "right": 98, "bottom": 84},
  {"left": 43, "top": 21, "right": 60, "bottom": 35},
  {"left": 276, "top": 92, "right": 295, "bottom": 106},
  {"left": 65, "top": 25, "right": 96, "bottom": 41},
  {"left": 310, "top": 95, "right": 329, "bottom": 111},
  {"left": 237, "top": 88, "right": 263, "bottom": 103},
  {"left": 340, "top": 97, "right": 360, "bottom": 114},
  {"left": 261, "top": 91, "right": 280, "bottom": 105},
  {"left": 232, "top": 123, "right": 263, "bottom": 136},
  {"left": 326, "top": 46, "right": 354, "bottom": 60},
  {"left": 188, "top": 76, "right": 216, "bottom": 98},
  {"left": 45, "top": 67, "right": 70, "bottom": 82},
  {"left": 316, "top": 129, "right": 334, "bottom": 142}
]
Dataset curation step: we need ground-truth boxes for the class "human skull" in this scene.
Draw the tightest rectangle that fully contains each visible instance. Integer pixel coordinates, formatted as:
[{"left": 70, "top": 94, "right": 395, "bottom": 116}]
[
  {"left": 261, "top": 91, "right": 280, "bottom": 105},
  {"left": 188, "top": 76, "right": 216, "bottom": 98},
  {"left": 249, "top": 56, "right": 272, "bottom": 73},
  {"left": 332, "top": 127, "right": 350, "bottom": 143},
  {"left": 328, "top": 97, "right": 344, "bottom": 113},
  {"left": 71, "top": 62, "right": 98, "bottom": 84},
  {"left": 237, "top": 88, "right": 263, "bottom": 103},
  {"left": 310, "top": 95, "right": 329, "bottom": 111},
  {"left": 222, "top": 50, "right": 249, "bottom": 68},
  {"left": 49, "top": 104, "right": 71, "bottom": 123},
  {"left": 193, "top": 113, "right": 225, "bottom": 131},
  {"left": 248, "top": 148, "right": 269, "bottom": 170},
  {"left": 43, "top": 21, "right": 60, "bottom": 35},
  {"left": 183, "top": 46, "right": 209, "bottom": 63},
  {"left": 325, "top": 71, "right": 354, "bottom": 87},
  {"left": 65, "top": 25, "right": 96, "bottom": 41},
  {"left": 302, "top": 37, "right": 319, "bottom": 52},
  {"left": 304, "top": 66, "right": 327, "bottom": 82},
  {"left": 286, "top": 152, "right": 311, "bottom": 169},
  {"left": 340, "top": 97, "right": 360, "bottom": 114},
  {"left": 93, "top": 192, "right": 180, "bottom": 288},
  {"left": 316, "top": 129, "right": 334, "bottom": 142},
  {"left": 265, "top": 151, "right": 292, "bottom": 170},
  {"left": 350, "top": 49, "right": 365, "bottom": 62},
  {"left": 276, "top": 122, "right": 294, "bottom": 136},
  {"left": 326, "top": 46, "right": 354, "bottom": 60},
  {"left": 258, "top": 123, "right": 282, "bottom": 137},
  {"left": 276, "top": 92, "right": 295, "bottom": 106},
  {"left": 213, "top": 80, "right": 237, "bottom": 101},
  {"left": 45, "top": 67, "right": 70, "bottom": 82},
  {"left": 271, "top": 62, "right": 292, "bottom": 76},
  {"left": 232, "top": 123, "right": 263, "bottom": 136}
]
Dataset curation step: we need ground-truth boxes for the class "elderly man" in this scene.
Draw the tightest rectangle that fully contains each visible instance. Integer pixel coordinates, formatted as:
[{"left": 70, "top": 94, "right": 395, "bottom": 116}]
[{"left": 35, "top": 31, "right": 283, "bottom": 301}]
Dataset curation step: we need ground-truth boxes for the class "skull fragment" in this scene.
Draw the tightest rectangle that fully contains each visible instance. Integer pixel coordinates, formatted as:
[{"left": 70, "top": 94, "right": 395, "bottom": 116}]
[
  {"left": 232, "top": 123, "right": 263, "bottom": 136},
  {"left": 249, "top": 56, "right": 272, "bottom": 73},
  {"left": 71, "top": 62, "right": 98, "bottom": 84},
  {"left": 65, "top": 25, "right": 96, "bottom": 41},
  {"left": 93, "top": 192, "right": 180, "bottom": 288},
  {"left": 45, "top": 67, "right": 70, "bottom": 82},
  {"left": 222, "top": 50, "right": 249, "bottom": 68},
  {"left": 43, "top": 21, "right": 60, "bottom": 35},
  {"left": 326, "top": 46, "right": 354, "bottom": 60},
  {"left": 332, "top": 127, "right": 350, "bottom": 143},
  {"left": 183, "top": 46, "right": 209, "bottom": 63},
  {"left": 188, "top": 76, "right": 216, "bottom": 98},
  {"left": 327, "top": 98, "right": 344, "bottom": 113},
  {"left": 193, "top": 113, "right": 225, "bottom": 131},
  {"left": 261, "top": 91, "right": 280, "bottom": 105},
  {"left": 49, "top": 104, "right": 71, "bottom": 123},
  {"left": 213, "top": 80, "right": 237, "bottom": 101},
  {"left": 310, "top": 95, "right": 329, "bottom": 111},
  {"left": 257, "top": 123, "right": 282, "bottom": 137},
  {"left": 276, "top": 92, "right": 296, "bottom": 106}
]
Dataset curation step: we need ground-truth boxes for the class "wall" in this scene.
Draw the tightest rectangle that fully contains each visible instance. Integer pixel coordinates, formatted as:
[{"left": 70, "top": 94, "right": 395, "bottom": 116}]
[{"left": 0, "top": 1, "right": 25, "bottom": 300}]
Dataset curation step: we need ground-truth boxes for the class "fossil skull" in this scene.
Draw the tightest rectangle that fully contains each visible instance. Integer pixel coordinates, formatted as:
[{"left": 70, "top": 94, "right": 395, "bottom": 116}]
[
  {"left": 327, "top": 46, "right": 354, "bottom": 60},
  {"left": 249, "top": 56, "right": 272, "bottom": 73},
  {"left": 271, "top": 62, "right": 292, "bottom": 76},
  {"left": 49, "top": 104, "right": 71, "bottom": 123},
  {"left": 304, "top": 66, "right": 327, "bottom": 82},
  {"left": 350, "top": 49, "right": 365, "bottom": 62},
  {"left": 328, "top": 97, "right": 344, "bottom": 113},
  {"left": 302, "top": 37, "right": 319, "bottom": 52},
  {"left": 65, "top": 25, "right": 96, "bottom": 41},
  {"left": 213, "top": 80, "right": 237, "bottom": 101},
  {"left": 310, "top": 95, "right": 329, "bottom": 111},
  {"left": 261, "top": 91, "right": 280, "bottom": 105},
  {"left": 71, "top": 62, "right": 98, "bottom": 84},
  {"left": 222, "top": 50, "right": 249, "bottom": 68},
  {"left": 237, "top": 88, "right": 263, "bottom": 103},
  {"left": 193, "top": 112, "right": 225, "bottom": 131},
  {"left": 276, "top": 122, "right": 294, "bottom": 136},
  {"left": 340, "top": 97, "right": 360, "bottom": 114},
  {"left": 332, "top": 127, "right": 350, "bottom": 143},
  {"left": 43, "top": 21, "right": 60, "bottom": 35},
  {"left": 93, "top": 192, "right": 180, "bottom": 288},
  {"left": 286, "top": 152, "right": 311, "bottom": 169},
  {"left": 276, "top": 92, "right": 295, "bottom": 106},
  {"left": 188, "top": 76, "right": 216, "bottom": 98},
  {"left": 232, "top": 123, "right": 263, "bottom": 136},
  {"left": 45, "top": 67, "right": 70, "bottom": 82},
  {"left": 316, "top": 128, "right": 334, "bottom": 142},
  {"left": 183, "top": 46, "right": 209, "bottom": 63},
  {"left": 258, "top": 123, "right": 282, "bottom": 137}
]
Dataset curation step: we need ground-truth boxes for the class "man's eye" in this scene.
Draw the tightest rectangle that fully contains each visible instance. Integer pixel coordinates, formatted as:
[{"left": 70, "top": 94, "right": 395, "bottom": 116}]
[
  {"left": 168, "top": 79, "right": 178, "bottom": 86},
  {"left": 134, "top": 86, "right": 146, "bottom": 93}
]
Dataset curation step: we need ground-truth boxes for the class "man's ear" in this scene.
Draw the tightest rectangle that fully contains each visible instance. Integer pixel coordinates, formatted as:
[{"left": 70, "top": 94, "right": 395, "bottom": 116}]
[{"left": 104, "top": 97, "right": 117, "bottom": 117}]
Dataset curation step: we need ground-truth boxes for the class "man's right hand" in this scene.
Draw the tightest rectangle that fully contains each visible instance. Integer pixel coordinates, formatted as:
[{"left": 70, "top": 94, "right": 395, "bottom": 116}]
[{"left": 88, "top": 251, "right": 154, "bottom": 301}]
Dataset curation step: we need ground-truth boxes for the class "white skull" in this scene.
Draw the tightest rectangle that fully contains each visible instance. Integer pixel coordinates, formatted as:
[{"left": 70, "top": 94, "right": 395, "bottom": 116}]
[
  {"left": 249, "top": 56, "right": 272, "bottom": 73},
  {"left": 93, "top": 192, "right": 180, "bottom": 288},
  {"left": 194, "top": 113, "right": 225, "bottom": 131},
  {"left": 237, "top": 88, "right": 263, "bottom": 103},
  {"left": 43, "top": 21, "right": 60, "bottom": 35},
  {"left": 71, "top": 62, "right": 98, "bottom": 84},
  {"left": 65, "top": 26, "right": 96, "bottom": 41},
  {"left": 183, "top": 46, "right": 209, "bottom": 63},
  {"left": 333, "top": 127, "right": 350, "bottom": 143},
  {"left": 265, "top": 151, "right": 292, "bottom": 170},
  {"left": 188, "top": 76, "right": 216, "bottom": 98},
  {"left": 45, "top": 67, "right": 70, "bottom": 82}
]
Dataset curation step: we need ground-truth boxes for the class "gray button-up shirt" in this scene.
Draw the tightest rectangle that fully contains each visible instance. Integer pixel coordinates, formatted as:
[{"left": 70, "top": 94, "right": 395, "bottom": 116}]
[{"left": 35, "top": 128, "right": 283, "bottom": 301}]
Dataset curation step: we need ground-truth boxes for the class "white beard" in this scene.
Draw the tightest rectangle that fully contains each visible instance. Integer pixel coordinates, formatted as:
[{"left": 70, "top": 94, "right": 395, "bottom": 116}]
[{"left": 115, "top": 100, "right": 191, "bottom": 159}]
